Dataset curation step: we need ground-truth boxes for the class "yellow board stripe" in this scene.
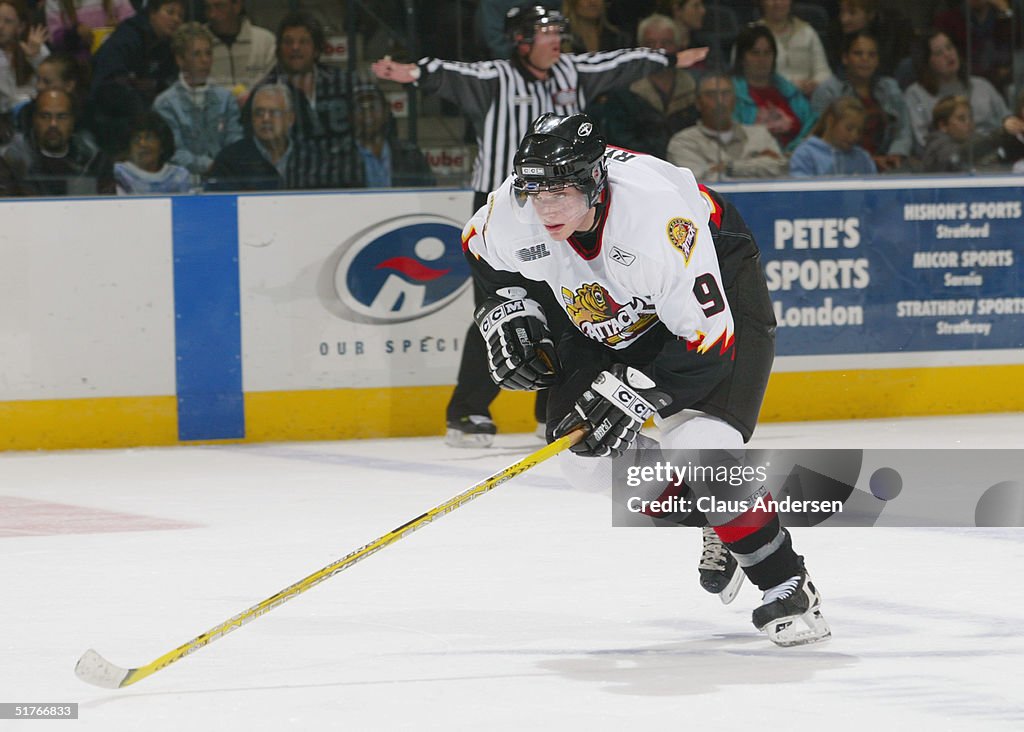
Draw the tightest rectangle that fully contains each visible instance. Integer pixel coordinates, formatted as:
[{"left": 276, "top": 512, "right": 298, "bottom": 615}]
[
  {"left": 761, "top": 364, "right": 1024, "bottom": 422},
  {"left": 1, "top": 364, "right": 1022, "bottom": 451},
  {"left": 243, "top": 387, "right": 539, "bottom": 441},
  {"left": 0, "top": 396, "right": 179, "bottom": 451}
]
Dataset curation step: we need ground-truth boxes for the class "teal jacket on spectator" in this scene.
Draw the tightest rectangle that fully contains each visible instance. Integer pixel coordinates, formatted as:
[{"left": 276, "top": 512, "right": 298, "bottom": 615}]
[
  {"left": 789, "top": 136, "right": 878, "bottom": 177},
  {"left": 154, "top": 80, "right": 244, "bottom": 177},
  {"left": 810, "top": 75, "right": 912, "bottom": 157},
  {"left": 732, "top": 74, "right": 816, "bottom": 152}
]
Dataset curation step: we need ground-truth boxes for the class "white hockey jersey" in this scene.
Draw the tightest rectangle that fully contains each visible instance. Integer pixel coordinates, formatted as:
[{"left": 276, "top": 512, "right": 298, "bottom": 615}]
[{"left": 462, "top": 149, "right": 736, "bottom": 355}]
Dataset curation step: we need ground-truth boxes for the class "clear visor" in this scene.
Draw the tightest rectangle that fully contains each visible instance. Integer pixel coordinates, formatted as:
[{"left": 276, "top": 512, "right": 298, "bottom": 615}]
[{"left": 511, "top": 182, "right": 590, "bottom": 229}]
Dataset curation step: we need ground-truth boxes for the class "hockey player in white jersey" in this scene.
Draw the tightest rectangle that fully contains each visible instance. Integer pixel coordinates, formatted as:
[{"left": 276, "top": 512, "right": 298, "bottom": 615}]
[{"left": 463, "top": 112, "right": 830, "bottom": 646}]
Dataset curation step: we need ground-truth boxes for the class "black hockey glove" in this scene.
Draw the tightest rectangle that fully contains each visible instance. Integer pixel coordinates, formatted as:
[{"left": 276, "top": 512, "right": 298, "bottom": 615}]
[
  {"left": 553, "top": 364, "right": 672, "bottom": 457},
  {"left": 474, "top": 289, "right": 560, "bottom": 391}
]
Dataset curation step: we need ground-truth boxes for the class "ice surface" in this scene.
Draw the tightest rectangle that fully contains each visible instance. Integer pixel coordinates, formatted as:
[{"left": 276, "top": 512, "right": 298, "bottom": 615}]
[{"left": 2, "top": 414, "right": 1023, "bottom": 730}]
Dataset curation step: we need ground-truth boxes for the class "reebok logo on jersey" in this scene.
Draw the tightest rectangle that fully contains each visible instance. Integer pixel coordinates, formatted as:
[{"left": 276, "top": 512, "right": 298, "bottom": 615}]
[
  {"left": 609, "top": 246, "right": 635, "bottom": 266},
  {"left": 515, "top": 243, "right": 551, "bottom": 262},
  {"left": 667, "top": 217, "right": 697, "bottom": 265}
]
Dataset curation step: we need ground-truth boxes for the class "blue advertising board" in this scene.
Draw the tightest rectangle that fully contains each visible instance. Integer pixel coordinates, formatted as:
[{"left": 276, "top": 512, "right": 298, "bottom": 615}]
[{"left": 724, "top": 181, "right": 1024, "bottom": 356}]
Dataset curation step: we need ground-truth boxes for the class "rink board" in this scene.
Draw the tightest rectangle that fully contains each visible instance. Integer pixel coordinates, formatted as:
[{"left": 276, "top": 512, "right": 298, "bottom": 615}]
[{"left": 0, "top": 178, "right": 1021, "bottom": 450}]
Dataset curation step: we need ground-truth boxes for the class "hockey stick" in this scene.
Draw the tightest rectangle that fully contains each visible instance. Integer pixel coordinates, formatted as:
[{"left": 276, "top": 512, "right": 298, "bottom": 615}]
[{"left": 75, "top": 428, "right": 585, "bottom": 689}]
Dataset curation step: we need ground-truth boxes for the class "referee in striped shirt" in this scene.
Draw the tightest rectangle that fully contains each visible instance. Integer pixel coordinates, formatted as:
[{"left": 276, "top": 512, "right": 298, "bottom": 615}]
[{"left": 372, "top": 4, "right": 708, "bottom": 447}]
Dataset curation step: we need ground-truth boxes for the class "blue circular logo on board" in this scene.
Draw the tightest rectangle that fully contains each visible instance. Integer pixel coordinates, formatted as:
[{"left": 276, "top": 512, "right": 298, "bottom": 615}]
[{"left": 319, "top": 214, "right": 471, "bottom": 323}]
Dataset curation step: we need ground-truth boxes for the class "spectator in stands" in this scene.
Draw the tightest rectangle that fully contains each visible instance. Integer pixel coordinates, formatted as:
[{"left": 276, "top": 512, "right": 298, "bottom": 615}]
[
  {"left": 563, "top": 0, "right": 630, "bottom": 53},
  {"left": 811, "top": 31, "right": 911, "bottom": 172},
  {"left": 825, "top": 0, "right": 914, "bottom": 83},
  {"left": 0, "top": 0, "right": 48, "bottom": 143},
  {"left": 207, "top": 82, "right": 294, "bottom": 191},
  {"left": 920, "top": 93, "right": 1024, "bottom": 173},
  {"left": 354, "top": 82, "right": 434, "bottom": 188},
  {"left": 754, "top": 0, "right": 830, "bottom": 97},
  {"left": 245, "top": 11, "right": 362, "bottom": 190},
  {"left": 35, "top": 51, "right": 79, "bottom": 95},
  {"left": 153, "top": 22, "right": 242, "bottom": 182},
  {"left": 0, "top": 88, "right": 114, "bottom": 195},
  {"left": 790, "top": 96, "right": 877, "bottom": 176},
  {"left": 666, "top": 0, "right": 722, "bottom": 68},
  {"left": 1004, "top": 90, "right": 1024, "bottom": 172},
  {"left": 667, "top": 71, "right": 786, "bottom": 179},
  {"left": 585, "top": 13, "right": 697, "bottom": 158},
  {"left": 44, "top": 0, "right": 135, "bottom": 68},
  {"left": 933, "top": 0, "right": 1014, "bottom": 93},
  {"left": 669, "top": 0, "right": 704, "bottom": 37},
  {"left": 606, "top": 0, "right": 657, "bottom": 44},
  {"left": 114, "top": 110, "right": 190, "bottom": 193},
  {"left": 663, "top": 0, "right": 725, "bottom": 73},
  {"left": 903, "top": 29, "right": 1010, "bottom": 154},
  {"left": 14, "top": 52, "right": 84, "bottom": 135},
  {"left": 89, "top": 0, "right": 183, "bottom": 156},
  {"left": 475, "top": 0, "right": 561, "bottom": 59},
  {"left": 732, "top": 24, "right": 815, "bottom": 152},
  {"left": 203, "top": 0, "right": 275, "bottom": 100}
]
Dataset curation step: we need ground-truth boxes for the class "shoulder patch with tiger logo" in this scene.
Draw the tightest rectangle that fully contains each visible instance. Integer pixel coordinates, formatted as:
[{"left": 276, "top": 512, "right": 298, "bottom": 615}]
[{"left": 666, "top": 217, "right": 697, "bottom": 265}]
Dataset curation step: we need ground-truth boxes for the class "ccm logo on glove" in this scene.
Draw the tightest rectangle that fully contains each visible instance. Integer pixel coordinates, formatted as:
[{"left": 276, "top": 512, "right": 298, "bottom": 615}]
[
  {"left": 612, "top": 385, "right": 657, "bottom": 419},
  {"left": 479, "top": 300, "right": 527, "bottom": 335}
]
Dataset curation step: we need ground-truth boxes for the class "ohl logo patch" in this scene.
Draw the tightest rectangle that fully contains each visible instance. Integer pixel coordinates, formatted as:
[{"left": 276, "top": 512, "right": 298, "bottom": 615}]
[{"left": 319, "top": 215, "right": 471, "bottom": 324}]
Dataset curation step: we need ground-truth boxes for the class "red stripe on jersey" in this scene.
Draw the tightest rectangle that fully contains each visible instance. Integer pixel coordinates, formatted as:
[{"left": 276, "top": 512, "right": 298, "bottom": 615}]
[
  {"left": 684, "top": 329, "right": 736, "bottom": 358},
  {"left": 607, "top": 144, "right": 648, "bottom": 157},
  {"left": 698, "top": 184, "right": 722, "bottom": 228},
  {"left": 714, "top": 497, "right": 776, "bottom": 542},
  {"left": 461, "top": 225, "right": 477, "bottom": 253}
]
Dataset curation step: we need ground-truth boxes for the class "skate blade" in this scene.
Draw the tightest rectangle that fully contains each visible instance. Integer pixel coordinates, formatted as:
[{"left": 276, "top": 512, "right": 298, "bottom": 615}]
[
  {"left": 718, "top": 568, "right": 745, "bottom": 605},
  {"left": 765, "top": 608, "right": 831, "bottom": 647},
  {"left": 444, "top": 429, "right": 495, "bottom": 448}
]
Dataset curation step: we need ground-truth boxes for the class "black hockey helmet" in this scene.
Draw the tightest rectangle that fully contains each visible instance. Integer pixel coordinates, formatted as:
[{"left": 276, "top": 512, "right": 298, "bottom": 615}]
[
  {"left": 513, "top": 113, "right": 608, "bottom": 209},
  {"left": 504, "top": 4, "right": 569, "bottom": 45}
]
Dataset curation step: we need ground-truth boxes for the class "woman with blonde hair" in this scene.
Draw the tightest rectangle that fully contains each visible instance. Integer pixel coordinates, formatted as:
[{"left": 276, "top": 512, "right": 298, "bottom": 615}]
[{"left": 790, "top": 96, "right": 877, "bottom": 176}]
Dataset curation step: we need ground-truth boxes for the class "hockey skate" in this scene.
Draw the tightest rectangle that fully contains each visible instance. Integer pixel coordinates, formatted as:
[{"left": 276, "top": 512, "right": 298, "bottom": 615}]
[
  {"left": 752, "top": 572, "right": 831, "bottom": 647},
  {"left": 699, "top": 526, "right": 744, "bottom": 605},
  {"left": 445, "top": 415, "right": 497, "bottom": 448}
]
